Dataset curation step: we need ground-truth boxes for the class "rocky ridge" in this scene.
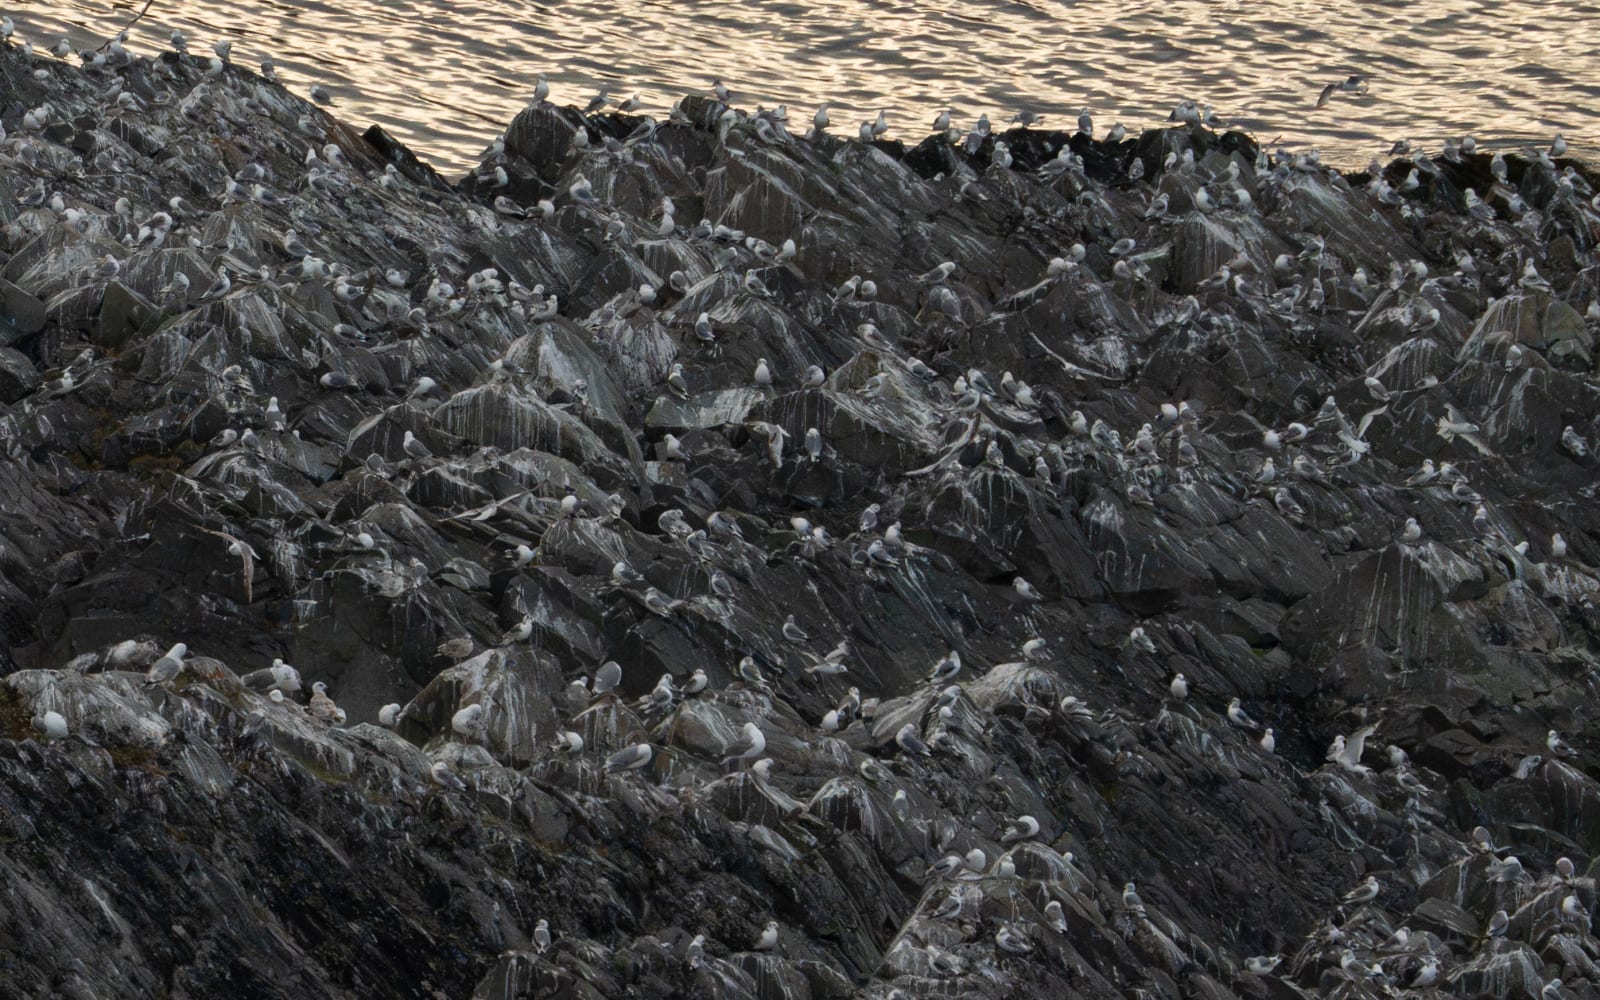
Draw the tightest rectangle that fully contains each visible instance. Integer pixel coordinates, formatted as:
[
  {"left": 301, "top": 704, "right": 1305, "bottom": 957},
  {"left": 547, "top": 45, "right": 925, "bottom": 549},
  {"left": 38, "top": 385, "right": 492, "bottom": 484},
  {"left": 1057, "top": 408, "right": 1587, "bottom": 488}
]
[{"left": 0, "top": 34, "right": 1599, "bottom": 1000}]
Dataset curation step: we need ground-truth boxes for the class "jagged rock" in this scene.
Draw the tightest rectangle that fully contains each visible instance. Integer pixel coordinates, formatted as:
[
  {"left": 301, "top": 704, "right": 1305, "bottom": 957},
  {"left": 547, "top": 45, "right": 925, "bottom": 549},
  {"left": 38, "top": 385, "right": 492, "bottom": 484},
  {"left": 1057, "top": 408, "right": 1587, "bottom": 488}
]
[{"left": 0, "top": 31, "right": 1598, "bottom": 1000}]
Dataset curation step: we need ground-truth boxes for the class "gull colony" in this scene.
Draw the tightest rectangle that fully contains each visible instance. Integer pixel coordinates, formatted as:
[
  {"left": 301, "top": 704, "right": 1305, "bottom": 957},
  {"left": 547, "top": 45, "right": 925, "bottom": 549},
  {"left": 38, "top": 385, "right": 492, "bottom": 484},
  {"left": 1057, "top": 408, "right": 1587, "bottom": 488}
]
[{"left": 1, "top": 16, "right": 1599, "bottom": 999}]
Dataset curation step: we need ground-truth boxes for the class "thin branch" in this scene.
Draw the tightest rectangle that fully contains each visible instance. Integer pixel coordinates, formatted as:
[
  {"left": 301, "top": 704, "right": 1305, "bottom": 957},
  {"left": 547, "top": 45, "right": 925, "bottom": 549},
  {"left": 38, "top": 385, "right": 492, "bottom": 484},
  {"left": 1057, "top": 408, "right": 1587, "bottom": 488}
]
[{"left": 99, "top": 0, "right": 157, "bottom": 51}]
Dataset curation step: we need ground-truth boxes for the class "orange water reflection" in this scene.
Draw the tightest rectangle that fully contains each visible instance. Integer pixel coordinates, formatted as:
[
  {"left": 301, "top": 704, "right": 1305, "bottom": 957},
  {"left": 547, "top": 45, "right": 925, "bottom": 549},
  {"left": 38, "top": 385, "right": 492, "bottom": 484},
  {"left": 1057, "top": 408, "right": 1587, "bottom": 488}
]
[{"left": 9, "top": 0, "right": 1600, "bottom": 175}]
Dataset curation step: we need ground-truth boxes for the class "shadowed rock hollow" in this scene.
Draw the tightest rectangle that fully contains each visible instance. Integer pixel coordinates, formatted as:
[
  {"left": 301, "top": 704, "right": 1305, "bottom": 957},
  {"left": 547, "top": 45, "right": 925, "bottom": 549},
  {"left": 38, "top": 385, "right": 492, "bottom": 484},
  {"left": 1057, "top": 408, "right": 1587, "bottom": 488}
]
[{"left": 2, "top": 34, "right": 1600, "bottom": 1000}]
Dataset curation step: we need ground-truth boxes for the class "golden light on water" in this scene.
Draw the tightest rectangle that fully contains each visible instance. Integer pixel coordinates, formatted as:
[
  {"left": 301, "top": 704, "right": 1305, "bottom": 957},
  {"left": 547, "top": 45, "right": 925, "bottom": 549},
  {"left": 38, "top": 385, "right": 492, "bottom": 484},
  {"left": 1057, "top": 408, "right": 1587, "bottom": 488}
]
[{"left": 9, "top": 0, "right": 1600, "bottom": 174}]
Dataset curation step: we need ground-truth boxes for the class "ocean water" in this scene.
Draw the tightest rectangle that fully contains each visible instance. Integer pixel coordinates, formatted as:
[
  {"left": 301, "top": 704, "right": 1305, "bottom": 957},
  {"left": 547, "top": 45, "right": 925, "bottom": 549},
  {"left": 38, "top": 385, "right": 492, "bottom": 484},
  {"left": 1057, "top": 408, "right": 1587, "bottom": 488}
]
[{"left": 8, "top": 0, "right": 1600, "bottom": 176}]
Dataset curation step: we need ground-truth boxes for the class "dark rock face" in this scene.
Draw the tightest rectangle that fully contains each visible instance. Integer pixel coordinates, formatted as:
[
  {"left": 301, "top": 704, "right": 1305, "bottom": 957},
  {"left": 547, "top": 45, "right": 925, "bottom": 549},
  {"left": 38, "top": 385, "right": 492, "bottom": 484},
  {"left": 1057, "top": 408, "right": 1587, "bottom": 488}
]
[{"left": 1, "top": 40, "right": 1599, "bottom": 1000}]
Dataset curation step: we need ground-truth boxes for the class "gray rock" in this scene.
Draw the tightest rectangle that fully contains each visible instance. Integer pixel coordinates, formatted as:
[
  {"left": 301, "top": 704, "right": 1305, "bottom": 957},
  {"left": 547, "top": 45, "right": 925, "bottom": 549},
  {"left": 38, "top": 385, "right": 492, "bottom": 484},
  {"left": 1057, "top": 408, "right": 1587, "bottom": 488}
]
[{"left": 0, "top": 37, "right": 1599, "bottom": 1000}]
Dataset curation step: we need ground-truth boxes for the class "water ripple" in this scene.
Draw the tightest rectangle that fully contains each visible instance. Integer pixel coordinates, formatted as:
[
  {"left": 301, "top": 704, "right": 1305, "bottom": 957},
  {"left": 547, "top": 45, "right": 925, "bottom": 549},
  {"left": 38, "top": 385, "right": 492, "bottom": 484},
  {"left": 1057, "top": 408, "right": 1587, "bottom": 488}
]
[{"left": 7, "top": 0, "right": 1599, "bottom": 174}]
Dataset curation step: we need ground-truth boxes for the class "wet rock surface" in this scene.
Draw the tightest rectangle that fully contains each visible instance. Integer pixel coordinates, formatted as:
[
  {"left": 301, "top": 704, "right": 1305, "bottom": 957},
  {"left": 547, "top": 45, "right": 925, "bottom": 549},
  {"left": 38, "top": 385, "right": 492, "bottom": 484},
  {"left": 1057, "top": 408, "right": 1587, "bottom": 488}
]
[{"left": 1, "top": 38, "right": 1600, "bottom": 1000}]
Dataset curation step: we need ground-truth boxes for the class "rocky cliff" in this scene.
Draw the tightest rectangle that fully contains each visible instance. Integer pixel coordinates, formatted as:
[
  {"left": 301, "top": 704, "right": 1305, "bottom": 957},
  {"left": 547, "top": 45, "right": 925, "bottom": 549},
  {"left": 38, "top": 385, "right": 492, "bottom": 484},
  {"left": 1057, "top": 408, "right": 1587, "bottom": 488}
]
[{"left": 1, "top": 34, "right": 1600, "bottom": 1000}]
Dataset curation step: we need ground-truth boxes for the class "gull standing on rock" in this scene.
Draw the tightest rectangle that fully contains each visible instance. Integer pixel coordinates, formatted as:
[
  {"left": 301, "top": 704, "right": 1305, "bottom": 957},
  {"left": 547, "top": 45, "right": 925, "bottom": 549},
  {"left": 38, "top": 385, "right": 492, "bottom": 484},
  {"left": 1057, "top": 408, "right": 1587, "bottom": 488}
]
[
  {"left": 451, "top": 704, "right": 485, "bottom": 741},
  {"left": 781, "top": 614, "right": 810, "bottom": 644},
  {"left": 309, "top": 682, "right": 343, "bottom": 724},
  {"left": 32, "top": 711, "right": 68, "bottom": 740},
  {"left": 1122, "top": 882, "right": 1147, "bottom": 916},
  {"left": 1341, "top": 875, "right": 1380, "bottom": 905},
  {"left": 721, "top": 722, "right": 766, "bottom": 767},
  {"left": 753, "top": 920, "right": 778, "bottom": 951},
  {"left": 895, "top": 723, "right": 931, "bottom": 756},
  {"left": 143, "top": 643, "right": 188, "bottom": 686},
  {"left": 431, "top": 760, "right": 466, "bottom": 791},
  {"left": 501, "top": 616, "right": 534, "bottom": 644},
  {"left": 605, "top": 743, "right": 654, "bottom": 773},
  {"left": 1226, "top": 697, "right": 1260, "bottom": 731},
  {"left": 1000, "top": 815, "right": 1040, "bottom": 843}
]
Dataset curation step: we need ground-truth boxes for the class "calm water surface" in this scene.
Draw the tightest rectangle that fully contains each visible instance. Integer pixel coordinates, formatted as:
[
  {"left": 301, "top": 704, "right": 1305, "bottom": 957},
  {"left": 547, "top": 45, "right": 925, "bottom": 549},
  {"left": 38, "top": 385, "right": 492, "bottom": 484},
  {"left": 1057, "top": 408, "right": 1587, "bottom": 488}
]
[{"left": 9, "top": 0, "right": 1600, "bottom": 175}]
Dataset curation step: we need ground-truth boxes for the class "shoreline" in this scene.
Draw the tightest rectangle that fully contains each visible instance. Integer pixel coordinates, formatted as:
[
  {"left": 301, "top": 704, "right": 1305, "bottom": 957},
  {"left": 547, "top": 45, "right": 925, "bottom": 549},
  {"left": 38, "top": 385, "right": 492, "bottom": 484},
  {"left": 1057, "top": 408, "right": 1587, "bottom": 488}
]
[{"left": 7, "top": 10, "right": 1598, "bottom": 178}]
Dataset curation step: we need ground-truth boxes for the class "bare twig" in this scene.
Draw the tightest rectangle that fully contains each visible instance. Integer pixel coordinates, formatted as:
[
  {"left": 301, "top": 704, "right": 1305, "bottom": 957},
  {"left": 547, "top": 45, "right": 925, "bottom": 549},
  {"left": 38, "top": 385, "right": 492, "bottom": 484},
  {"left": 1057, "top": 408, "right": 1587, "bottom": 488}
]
[{"left": 99, "top": 0, "right": 157, "bottom": 51}]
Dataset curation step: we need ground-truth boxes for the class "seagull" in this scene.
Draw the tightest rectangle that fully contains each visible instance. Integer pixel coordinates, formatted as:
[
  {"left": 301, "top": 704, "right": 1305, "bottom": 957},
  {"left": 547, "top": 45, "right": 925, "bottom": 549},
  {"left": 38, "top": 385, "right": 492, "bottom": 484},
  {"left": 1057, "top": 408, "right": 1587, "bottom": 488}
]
[
  {"left": 721, "top": 722, "right": 766, "bottom": 767},
  {"left": 1410, "top": 958, "right": 1440, "bottom": 988},
  {"left": 1226, "top": 697, "right": 1260, "bottom": 730},
  {"left": 1548, "top": 730, "right": 1578, "bottom": 757},
  {"left": 1470, "top": 825, "right": 1497, "bottom": 852},
  {"left": 402, "top": 430, "right": 432, "bottom": 461},
  {"left": 31, "top": 711, "right": 68, "bottom": 740},
  {"left": 241, "top": 659, "right": 302, "bottom": 694},
  {"left": 1341, "top": 875, "right": 1380, "bottom": 905},
  {"left": 753, "top": 920, "right": 778, "bottom": 950},
  {"left": 999, "top": 815, "right": 1040, "bottom": 843},
  {"left": 931, "top": 888, "right": 964, "bottom": 919},
  {"left": 308, "top": 682, "right": 342, "bottom": 724},
  {"left": 533, "top": 918, "right": 552, "bottom": 953},
  {"left": 451, "top": 704, "right": 485, "bottom": 740},
  {"left": 1128, "top": 627, "right": 1157, "bottom": 654},
  {"left": 1342, "top": 724, "right": 1377, "bottom": 766},
  {"left": 1315, "top": 75, "right": 1368, "bottom": 108},
  {"left": 593, "top": 661, "right": 623, "bottom": 696},
  {"left": 781, "top": 614, "right": 809, "bottom": 643},
  {"left": 1044, "top": 900, "right": 1068, "bottom": 933},
  {"left": 431, "top": 760, "right": 466, "bottom": 791},
  {"left": 199, "top": 266, "right": 231, "bottom": 300},
  {"left": 501, "top": 617, "right": 533, "bottom": 644},
  {"left": 928, "top": 650, "right": 961, "bottom": 684},
  {"left": 995, "top": 924, "right": 1033, "bottom": 954},
  {"left": 1485, "top": 908, "right": 1509, "bottom": 938},
  {"left": 378, "top": 703, "right": 401, "bottom": 727},
  {"left": 1245, "top": 955, "right": 1282, "bottom": 976},
  {"left": 1122, "top": 882, "right": 1147, "bottom": 916},
  {"left": 1169, "top": 673, "right": 1188, "bottom": 700},
  {"left": 1562, "top": 894, "right": 1585, "bottom": 922},
  {"left": 143, "top": 643, "right": 188, "bottom": 685},
  {"left": 605, "top": 743, "right": 654, "bottom": 772},
  {"left": 895, "top": 723, "right": 930, "bottom": 756}
]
